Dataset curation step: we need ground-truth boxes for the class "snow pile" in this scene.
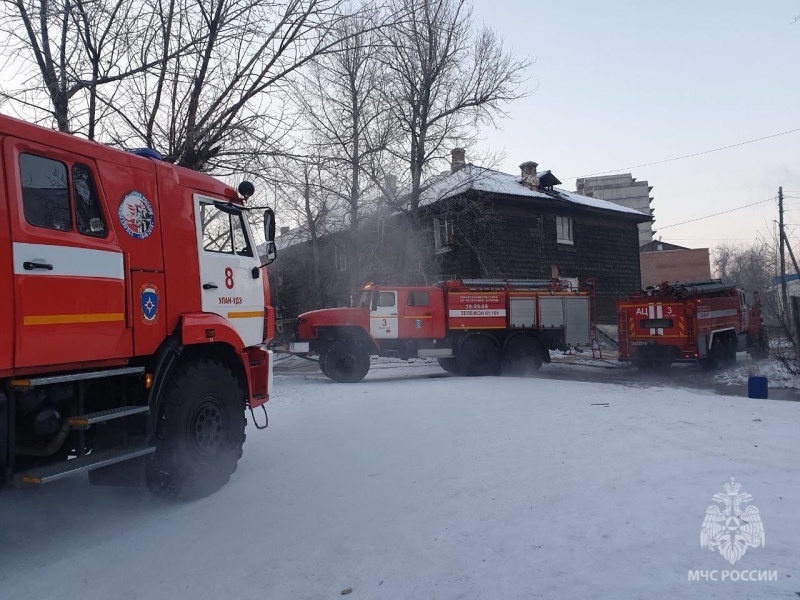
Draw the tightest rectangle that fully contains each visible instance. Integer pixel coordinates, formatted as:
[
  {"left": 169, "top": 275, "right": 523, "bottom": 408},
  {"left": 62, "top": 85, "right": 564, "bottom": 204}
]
[{"left": 714, "top": 358, "right": 800, "bottom": 389}]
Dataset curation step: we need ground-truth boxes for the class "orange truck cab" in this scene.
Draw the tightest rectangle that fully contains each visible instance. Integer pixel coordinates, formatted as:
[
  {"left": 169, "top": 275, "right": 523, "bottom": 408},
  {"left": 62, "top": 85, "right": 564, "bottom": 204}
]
[{"left": 0, "top": 114, "right": 277, "bottom": 498}]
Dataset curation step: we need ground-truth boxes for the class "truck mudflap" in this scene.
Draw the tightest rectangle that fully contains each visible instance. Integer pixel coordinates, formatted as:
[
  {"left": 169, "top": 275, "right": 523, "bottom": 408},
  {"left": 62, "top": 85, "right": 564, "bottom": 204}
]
[{"left": 245, "top": 346, "right": 271, "bottom": 408}]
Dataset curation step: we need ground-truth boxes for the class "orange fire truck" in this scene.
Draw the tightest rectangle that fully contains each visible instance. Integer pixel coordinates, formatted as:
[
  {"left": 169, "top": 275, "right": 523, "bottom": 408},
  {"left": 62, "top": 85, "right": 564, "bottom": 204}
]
[
  {"left": 0, "top": 114, "right": 277, "bottom": 498},
  {"left": 616, "top": 279, "right": 767, "bottom": 369},
  {"left": 290, "top": 279, "right": 594, "bottom": 382}
]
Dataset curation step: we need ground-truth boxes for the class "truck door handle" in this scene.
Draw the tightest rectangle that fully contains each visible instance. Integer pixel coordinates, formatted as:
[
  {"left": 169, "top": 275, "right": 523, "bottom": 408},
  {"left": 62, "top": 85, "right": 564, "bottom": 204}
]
[
  {"left": 203, "top": 282, "right": 218, "bottom": 290},
  {"left": 23, "top": 261, "right": 53, "bottom": 271}
]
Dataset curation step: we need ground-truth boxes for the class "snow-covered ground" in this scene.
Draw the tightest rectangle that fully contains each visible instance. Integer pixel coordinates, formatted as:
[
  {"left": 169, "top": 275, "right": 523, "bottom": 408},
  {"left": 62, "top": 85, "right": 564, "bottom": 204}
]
[{"left": 2, "top": 366, "right": 799, "bottom": 599}]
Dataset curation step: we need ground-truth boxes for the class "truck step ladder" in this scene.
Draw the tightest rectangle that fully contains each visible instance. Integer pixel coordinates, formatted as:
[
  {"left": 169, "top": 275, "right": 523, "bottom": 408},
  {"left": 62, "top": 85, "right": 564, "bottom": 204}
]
[
  {"left": 16, "top": 445, "right": 155, "bottom": 485},
  {"left": 10, "top": 366, "right": 145, "bottom": 389},
  {"left": 68, "top": 406, "right": 150, "bottom": 430}
]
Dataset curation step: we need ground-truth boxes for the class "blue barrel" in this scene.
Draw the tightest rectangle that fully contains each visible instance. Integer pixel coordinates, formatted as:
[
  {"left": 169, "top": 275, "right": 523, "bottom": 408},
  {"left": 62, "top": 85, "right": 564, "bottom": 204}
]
[{"left": 748, "top": 376, "right": 768, "bottom": 399}]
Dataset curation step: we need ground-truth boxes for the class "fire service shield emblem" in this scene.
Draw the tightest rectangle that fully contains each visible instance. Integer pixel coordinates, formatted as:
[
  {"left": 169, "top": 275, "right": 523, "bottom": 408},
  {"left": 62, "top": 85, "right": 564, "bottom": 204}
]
[{"left": 140, "top": 284, "right": 160, "bottom": 324}]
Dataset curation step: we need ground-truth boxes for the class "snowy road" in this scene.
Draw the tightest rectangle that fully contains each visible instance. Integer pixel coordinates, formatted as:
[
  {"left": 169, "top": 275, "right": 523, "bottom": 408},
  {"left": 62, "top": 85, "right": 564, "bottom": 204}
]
[{"left": 2, "top": 366, "right": 799, "bottom": 599}]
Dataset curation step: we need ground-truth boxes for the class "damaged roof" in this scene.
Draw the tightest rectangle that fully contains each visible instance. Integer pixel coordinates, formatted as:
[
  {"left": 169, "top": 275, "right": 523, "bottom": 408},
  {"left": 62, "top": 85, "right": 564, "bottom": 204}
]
[{"left": 418, "top": 164, "right": 651, "bottom": 220}]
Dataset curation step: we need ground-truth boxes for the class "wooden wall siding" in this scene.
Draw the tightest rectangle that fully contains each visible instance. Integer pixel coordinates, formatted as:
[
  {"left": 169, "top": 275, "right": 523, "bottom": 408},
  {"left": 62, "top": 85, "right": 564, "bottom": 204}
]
[{"left": 428, "top": 207, "right": 641, "bottom": 320}]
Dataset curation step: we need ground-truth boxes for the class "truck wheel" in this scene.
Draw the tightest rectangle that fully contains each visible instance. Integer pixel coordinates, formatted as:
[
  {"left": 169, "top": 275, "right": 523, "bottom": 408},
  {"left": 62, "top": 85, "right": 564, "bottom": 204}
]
[
  {"left": 457, "top": 335, "right": 501, "bottom": 376},
  {"left": 724, "top": 336, "right": 738, "bottom": 364},
  {"left": 502, "top": 336, "right": 543, "bottom": 375},
  {"left": 700, "top": 340, "right": 723, "bottom": 370},
  {"left": 437, "top": 357, "right": 461, "bottom": 374},
  {"left": 324, "top": 341, "right": 370, "bottom": 383},
  {"left": 318, "top": 354, "right": 329, "bottom": 377},
  {"left": 146, "top": 358, "right": 246, "bottom": 500}
]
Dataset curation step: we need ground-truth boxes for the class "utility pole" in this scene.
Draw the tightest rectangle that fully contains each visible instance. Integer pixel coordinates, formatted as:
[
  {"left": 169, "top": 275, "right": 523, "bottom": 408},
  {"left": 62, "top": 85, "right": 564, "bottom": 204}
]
[{"left": 779, "top": 186, "right": 788, "bottom": 312}]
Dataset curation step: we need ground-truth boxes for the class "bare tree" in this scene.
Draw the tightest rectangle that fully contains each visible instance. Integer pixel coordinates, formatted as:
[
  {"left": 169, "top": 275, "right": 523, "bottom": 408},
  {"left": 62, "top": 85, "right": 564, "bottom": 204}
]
[
  {"left": 381, "top": 0, "right": 530, "bottom": 214},
  {"left": 109, "top": 0, "right": 365, "bottom": 172},
  {"left": 0, "top": 0, "right": 192, "bottom": 136},
  {"left": 713, "top": 240, "right": 775, "bottom": 295},
  {"left": 290, "top": 7, "right": 395, "bottom": 291}
]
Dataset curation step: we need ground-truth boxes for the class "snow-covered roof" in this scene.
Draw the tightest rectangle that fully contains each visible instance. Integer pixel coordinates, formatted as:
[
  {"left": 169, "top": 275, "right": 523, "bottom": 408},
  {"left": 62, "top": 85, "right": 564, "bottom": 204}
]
[{"left": 419, "top": 164, "right": 650, "bottom": 219}]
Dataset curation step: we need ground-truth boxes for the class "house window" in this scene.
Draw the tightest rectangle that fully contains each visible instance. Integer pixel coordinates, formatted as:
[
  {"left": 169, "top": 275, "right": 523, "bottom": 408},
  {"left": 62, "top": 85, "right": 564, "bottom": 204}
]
[
  {"left": 556, "top": 216, "right": 573, "bottom": 245},
  {"left": 433, "top": 217, "right": 454, "bottom": 252},
  {"left": 334, "top": 245, "right": 346, "bottom": 271}
]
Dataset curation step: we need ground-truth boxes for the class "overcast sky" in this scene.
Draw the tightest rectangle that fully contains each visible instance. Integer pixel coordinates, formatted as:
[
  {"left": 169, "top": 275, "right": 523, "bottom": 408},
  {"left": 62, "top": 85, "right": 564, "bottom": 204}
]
[{"left": 472, "top": 0, "right": 800, "bottom": 255}]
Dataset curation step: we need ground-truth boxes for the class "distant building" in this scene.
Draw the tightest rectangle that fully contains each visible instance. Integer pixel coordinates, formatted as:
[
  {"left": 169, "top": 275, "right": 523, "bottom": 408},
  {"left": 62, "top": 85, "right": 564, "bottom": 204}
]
[
  {"left": 639, "top": 240, "right": 711, "bottom": 287},
  {"left": 576, "top": 174, "right": 655, "bottom": 245}
]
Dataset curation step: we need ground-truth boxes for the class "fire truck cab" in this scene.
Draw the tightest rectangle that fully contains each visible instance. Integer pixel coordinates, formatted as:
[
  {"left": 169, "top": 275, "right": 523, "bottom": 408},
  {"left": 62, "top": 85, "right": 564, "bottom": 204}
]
[{"left": 0, "top": 114, "right": 276, "bottom": 498}]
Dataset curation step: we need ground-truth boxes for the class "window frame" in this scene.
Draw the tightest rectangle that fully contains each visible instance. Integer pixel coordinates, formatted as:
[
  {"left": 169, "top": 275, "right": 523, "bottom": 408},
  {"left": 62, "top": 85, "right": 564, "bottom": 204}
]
[
  {"left": 556, "top": 215, "right": 574, "bottom": 245},
  {"left": 433, "top": 216, "right": 454, "bottom": 252},
  {"left": 17, "top": 150, "right": 112, "bottom": 241},
  {"left": 72, "top": 163, "right": 108, "bottom": 238},
  {"left": 19, "top": 152, "right": 73, "bottom": 233},
  {"left": 334, "top": 245, "right": 347, "bottom": 272},
  {"left": 407, "top": 291, "right": 430, "bottom": 307},
  {"left": 200, "top": 201, "right": 255, "bottom": 256}
]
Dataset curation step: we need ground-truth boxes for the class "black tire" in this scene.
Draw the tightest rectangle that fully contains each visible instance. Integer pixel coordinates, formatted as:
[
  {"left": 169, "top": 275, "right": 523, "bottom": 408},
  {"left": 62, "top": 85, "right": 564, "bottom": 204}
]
[
  {"left": 456, "top": 335, "right": 501, "bottom": 376},
  {"left": 324, "top": 341, "right": 370, "bottom": 383},
  {"left": 146, "top": 358, "right": 246, "bottom": 500},
  {"left": 700, "top": 340, "right": 724, "bottom": 370},
  {"left": 318, "top": 352, "right": 329, "bottom": 377},
  {"left": 437, "top": 357, "right": 461, "bottom": 374},
  {"left": 749, "top": 330, "right": 769, "bottom": 359},
  {"left": 724, "top": 336, "right": 738, "bottom": 364},
  {"left": 502, "top": 335, "right": 543, "bottom": 375}
]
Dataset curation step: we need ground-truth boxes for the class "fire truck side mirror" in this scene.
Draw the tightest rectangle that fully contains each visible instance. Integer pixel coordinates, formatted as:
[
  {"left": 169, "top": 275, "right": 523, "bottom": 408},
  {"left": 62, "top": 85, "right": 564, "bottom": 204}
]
[
  {"left": 264, "top": 242, "right": 277, "bottom": 265},
  {"left": 264, "top": 208, "right": 276, "bottom": 243},
  {"left": 262, "top": 208, "right": 277, "bottom": 265}
]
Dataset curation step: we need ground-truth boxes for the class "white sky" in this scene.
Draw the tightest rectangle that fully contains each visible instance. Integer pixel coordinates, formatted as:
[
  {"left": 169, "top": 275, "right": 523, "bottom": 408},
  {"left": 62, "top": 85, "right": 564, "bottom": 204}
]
[{"left": 472, "top": 0, "right": 800, "bottom": 254}]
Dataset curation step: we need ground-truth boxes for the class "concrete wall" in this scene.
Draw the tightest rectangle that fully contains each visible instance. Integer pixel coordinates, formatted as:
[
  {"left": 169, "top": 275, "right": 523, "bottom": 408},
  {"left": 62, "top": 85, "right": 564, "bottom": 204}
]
[
  {"left": 640, "top": 248, "right": 711, "bottom": 287},
  {"left": 576, "top": 173, "right": 655, "bottom": 245}
]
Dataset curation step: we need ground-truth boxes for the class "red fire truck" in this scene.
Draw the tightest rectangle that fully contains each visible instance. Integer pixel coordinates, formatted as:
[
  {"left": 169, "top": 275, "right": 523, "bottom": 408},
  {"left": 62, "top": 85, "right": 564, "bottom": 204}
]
[
  {"left": 616, "top": 279, "right": 767, "bottom": 369},
  {"left": 290, "top": 279, "right": 594, "bottom": 382},
  {"left": 0, "top": 114, "right": 277, "bottom": 498}
]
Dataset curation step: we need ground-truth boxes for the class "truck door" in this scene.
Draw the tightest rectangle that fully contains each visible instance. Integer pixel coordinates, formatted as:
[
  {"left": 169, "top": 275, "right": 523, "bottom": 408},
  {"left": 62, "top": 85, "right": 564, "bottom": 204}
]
[
  {"left": 370, "top": 290, "right": 398, "bottom": 339},
  {"left": 399, "top": 288, "right": 444, "bottom": 338},
  {"left": 195, "top": 195, "right": 264, "bottom": 347},
  {"left": 4, "top": 139, "right": 131, "bottom": 368}
]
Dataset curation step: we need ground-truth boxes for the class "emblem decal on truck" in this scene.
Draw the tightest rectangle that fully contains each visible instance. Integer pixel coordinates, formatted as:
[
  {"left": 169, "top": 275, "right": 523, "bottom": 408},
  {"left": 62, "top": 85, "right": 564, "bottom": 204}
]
[
  {"left": 119, "top": 191, "right": 155, "bottom": 239},
  {"left": 140, "top": 284, "right": 160, "bottom": 323}
]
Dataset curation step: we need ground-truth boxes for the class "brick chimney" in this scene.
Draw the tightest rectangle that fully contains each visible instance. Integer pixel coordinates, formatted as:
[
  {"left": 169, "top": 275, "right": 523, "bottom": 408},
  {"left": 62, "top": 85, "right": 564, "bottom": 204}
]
[
  {"left": 451, "top": 148, "right": 466, "bottom": 173},
  {"left": 520, "top": 161, "right": 539, "bottom": 189}
]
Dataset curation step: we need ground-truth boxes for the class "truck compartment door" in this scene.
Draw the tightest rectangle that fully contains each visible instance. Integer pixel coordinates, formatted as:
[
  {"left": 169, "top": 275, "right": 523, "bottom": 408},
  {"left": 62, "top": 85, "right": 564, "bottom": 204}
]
[
  {"left": 564, "top": 296, "right": 590, "bottom": 346},
  {"left": 509, "top": 297, "right": 536, "bottom": 328},
  {"left": 538, "top": 297, "right": 564, "bottom": 328}
]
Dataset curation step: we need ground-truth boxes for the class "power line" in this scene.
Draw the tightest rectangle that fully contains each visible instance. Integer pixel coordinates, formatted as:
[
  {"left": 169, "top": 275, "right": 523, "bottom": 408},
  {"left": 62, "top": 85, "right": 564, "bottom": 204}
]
[
  {"left": 658, "top": 197, "right": 775, "bottom": 230},
  {"left": 570, "top": 127, "right": 800, "bottom": 179}
]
